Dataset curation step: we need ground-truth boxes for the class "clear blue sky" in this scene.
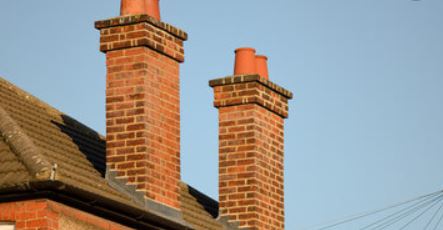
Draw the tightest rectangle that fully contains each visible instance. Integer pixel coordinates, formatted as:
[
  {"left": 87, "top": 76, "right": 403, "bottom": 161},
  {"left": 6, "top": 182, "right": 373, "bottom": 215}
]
[{"left": 1, "top": 0, "right": 443, "bottom": 229}]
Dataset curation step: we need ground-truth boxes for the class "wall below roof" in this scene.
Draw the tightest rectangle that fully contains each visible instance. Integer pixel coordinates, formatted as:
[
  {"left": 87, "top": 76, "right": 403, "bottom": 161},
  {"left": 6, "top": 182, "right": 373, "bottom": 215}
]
[{"left": 0, "top": 199, "right": 132, "bottom": 230}]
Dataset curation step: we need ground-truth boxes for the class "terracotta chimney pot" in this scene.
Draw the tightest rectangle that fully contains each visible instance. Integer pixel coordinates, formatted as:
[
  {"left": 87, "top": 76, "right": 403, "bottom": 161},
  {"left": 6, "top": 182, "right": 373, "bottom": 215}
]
[
  {"left": 234, "top": 47, "right": 257, "bottom": 75},
  {"left": 120, "top": 0, "right": 146, "bottom": 16},
  {"left": 145, "top": 0, "right": 161, "bottom": 20},
  {"left": 255, "top": 55, "right": 269, "bottom": 80},
  {"left": 120, "top": 0, "right": 161, "bottom": 20}
]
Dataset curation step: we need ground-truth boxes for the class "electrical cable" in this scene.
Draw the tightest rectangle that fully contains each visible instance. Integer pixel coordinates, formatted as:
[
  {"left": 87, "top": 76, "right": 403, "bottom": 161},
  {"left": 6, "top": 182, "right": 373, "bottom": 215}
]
[
  {"left": 424, "top": 198, "right": 443, "bottom": 230},
  {"left": 305, "top": 189, "right": 443, "bottom": 230},
  {"left": 360, "top": 192, "right": 443, "bottom": 230},
  {"left": 432, "top": 207, "right": 443, "bottom": 230},
  {"left": 397, "top": 195, "right": 443, "bottom": 230},
  {"left": 369, "top": 194, "right": 443, "bottom": 230}
]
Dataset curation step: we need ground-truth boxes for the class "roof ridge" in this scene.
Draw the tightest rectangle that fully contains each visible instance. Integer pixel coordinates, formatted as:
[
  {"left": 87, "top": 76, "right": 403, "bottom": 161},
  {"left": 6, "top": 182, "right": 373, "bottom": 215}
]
[
  {"left": 0, "top": 77, "right": 105, "bottom": 140},
  {"left": 0, "top": 105, "right": 53, "bottom": 180}
]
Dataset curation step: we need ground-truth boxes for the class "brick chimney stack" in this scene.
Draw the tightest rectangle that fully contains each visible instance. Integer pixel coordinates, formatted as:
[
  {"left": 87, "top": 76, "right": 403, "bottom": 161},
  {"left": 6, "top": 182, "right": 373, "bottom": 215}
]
[
  {"left": 209, "top": 48, "right": 293, "bottom": 229},
  {"left": 95, "top": 0, "right": 187, "bottom": 210}
]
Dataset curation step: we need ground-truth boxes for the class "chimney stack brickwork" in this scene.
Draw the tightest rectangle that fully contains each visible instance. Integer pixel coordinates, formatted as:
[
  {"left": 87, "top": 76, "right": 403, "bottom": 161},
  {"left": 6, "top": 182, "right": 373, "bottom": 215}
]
[
  {"left": 210, "top": 75, "right": 293, "bottom": 229},
  {"left": 95, "top": 15, "right": 187, "bottom": 210}
]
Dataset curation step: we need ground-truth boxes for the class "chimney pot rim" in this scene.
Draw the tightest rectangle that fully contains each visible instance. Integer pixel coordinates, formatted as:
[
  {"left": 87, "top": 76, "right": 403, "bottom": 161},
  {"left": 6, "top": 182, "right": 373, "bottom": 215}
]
[
  {"left": 235, "top": 47, "right": 256, "bottom": 53},
  {"left": 256, "top": 55, "right": 268, "bottom": 60}
]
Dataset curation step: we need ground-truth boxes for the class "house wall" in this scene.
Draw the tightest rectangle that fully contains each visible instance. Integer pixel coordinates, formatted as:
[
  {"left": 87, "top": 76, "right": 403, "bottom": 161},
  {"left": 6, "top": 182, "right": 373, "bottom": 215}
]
[{"left": 0, "top": 199, "right": 132, "bottom": 230}]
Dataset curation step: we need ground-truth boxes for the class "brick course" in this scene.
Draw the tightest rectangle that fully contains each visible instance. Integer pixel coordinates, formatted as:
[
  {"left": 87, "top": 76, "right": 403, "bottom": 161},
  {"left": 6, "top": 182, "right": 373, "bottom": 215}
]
[
  {"left": 96, "top": 15, "right": 186, "bottom": 209},
  {"left": 210, "top": 75, "right": 292, "bottom": 230}
]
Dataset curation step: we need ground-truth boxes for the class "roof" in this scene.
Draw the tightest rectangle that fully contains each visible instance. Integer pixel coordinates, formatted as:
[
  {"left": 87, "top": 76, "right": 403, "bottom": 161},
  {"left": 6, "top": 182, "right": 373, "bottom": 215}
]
[
  {"left": 0, "top": 77, "right": 238, "bottom": 230},
  {"left": 180, "top": 183, "right": 237, "bottom": 230}
]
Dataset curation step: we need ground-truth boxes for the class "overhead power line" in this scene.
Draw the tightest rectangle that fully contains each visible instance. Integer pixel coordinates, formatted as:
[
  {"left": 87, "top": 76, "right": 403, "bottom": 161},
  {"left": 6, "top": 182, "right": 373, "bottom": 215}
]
[
  {"left": 397, "top": 195, "right": 443, "bottom": 230},
  {"left": 361, "top": 193, "right": 443, "bottom": 230},
  {"left": 422, "top": 197, "right": 443, "bottom": 230},
  {"left": 303, "top": 189, "right": 443, "bottom": 230},
  {"left": 432, "top": 206, "right": 443, "bottom": 230}
]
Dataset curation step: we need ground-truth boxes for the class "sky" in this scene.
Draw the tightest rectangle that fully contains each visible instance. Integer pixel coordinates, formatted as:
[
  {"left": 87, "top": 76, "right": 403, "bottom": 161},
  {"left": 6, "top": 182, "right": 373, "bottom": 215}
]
[{"left": 0, "top": 0, "right": 443, "bottom": 229}]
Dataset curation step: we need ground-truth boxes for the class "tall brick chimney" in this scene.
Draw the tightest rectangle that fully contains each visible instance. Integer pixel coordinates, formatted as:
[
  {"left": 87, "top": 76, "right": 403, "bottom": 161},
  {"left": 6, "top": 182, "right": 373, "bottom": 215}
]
[
  {"left": 95, "top": 0, "right": 187, "bottom": 210},
  {"left": 209, "top": 48, "right": 293, "bottom": 229}
]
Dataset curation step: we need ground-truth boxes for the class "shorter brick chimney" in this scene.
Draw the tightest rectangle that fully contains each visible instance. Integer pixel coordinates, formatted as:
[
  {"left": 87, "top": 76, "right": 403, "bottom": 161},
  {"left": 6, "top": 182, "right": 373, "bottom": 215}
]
[{"left": 210, "top": 48, "right": 293, "bottom": 229}]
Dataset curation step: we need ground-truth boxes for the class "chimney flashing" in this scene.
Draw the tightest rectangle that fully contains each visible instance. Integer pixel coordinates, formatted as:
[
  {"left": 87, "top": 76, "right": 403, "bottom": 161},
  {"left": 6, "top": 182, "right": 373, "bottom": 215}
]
[{"left": 106, "top": 169, "right": 190, "bottom": 226}]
